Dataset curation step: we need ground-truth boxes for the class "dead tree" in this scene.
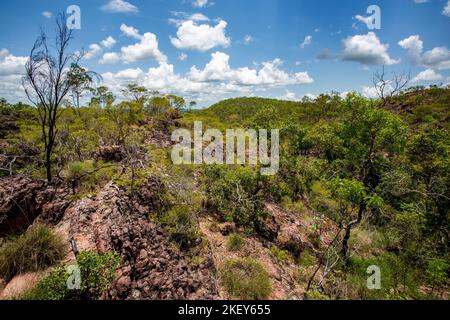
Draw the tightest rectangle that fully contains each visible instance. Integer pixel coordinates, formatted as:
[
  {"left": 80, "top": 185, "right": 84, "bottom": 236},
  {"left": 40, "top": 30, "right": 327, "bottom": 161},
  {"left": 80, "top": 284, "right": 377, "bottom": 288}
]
[
  {"left": 373, "top": 65, "right": 410, "bottom": 107},
  {"left": 23, "top": 13, "right": 74, "bottom": 182}
]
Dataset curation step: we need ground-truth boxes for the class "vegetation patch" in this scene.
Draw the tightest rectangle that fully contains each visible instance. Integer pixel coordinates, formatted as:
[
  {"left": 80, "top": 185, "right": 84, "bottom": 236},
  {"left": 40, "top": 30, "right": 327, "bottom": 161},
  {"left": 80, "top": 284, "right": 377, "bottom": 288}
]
[
  {"left": 22, "top": 251, "right": 120, "bottom": 300},
  {"left": 0, "top": 224, "right": 65, "bottom": 281},
  {"left": 227, "top": 234, "right": 245, "bottom": 252},
  {"left": 220, "top": 258, "right": 271, "bottom": 300}
]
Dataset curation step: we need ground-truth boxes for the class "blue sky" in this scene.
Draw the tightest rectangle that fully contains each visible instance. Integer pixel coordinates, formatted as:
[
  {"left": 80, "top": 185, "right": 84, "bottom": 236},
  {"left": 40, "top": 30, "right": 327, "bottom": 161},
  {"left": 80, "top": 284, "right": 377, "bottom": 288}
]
[{"left": 0, "top": 0, "right": 449, "bottom": 107}]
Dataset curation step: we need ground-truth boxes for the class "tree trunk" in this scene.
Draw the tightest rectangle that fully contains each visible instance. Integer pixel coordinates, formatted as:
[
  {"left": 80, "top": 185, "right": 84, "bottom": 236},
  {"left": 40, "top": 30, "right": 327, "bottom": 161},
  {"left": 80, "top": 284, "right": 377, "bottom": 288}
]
[{"left": 341, "top": 226, "right": 351, "bottom": 257}]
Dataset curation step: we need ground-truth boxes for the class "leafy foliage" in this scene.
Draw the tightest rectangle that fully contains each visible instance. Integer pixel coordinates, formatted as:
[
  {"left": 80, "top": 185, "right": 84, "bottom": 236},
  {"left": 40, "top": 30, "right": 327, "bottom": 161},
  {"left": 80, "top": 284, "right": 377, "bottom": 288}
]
[{"left": 23, "top": 251, "right": 120, "bottom": 300}]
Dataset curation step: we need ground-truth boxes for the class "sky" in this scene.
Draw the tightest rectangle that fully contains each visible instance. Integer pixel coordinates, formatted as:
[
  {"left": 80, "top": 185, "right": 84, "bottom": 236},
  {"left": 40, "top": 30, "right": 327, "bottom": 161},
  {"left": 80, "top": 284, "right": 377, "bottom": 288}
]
[{"left": 0, "top": 0, "right": 449, "bottom": 107}]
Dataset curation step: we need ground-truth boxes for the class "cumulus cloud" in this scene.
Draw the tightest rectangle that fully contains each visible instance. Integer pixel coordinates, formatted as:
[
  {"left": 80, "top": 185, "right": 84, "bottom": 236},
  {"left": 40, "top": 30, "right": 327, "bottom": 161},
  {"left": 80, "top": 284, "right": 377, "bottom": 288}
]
[
  {"left": 362, "top": 85, "right": 380, "bottom": 99},
  {"left": 100, "top": 51, "right": 313, "bottom": 105},
  {"left": 341, "top": 32, "right": 399, "bottom": 65},
  {"left": 0, "top": 50, "right": 28, "bottom": 102},
  {"left": 300, "top": 35, "right": 312, "bottom": 48},
  {"left": 99, "top": 52, "right": 120, "bottom": 64},
  {"left": 120, "top": 23, "right": 141, "bottom": 39},
  {"left": 170, "top": 20, "right": 231, "bottom": 52},
  {"left": 398, "top": 35, "right": 423, "bottom": 64},
  {"left": 443, "top": 0, "right": 450, "bottom": 16},
  {"left": 121, "top": 32, "right": 167, "bottom": 63},
  {"left": 0, "top": 49, "right": 27, "bottom": 76},
  {"left": 188, "top": 51, "right": 314, "bottom": 86},
  {"left": 411, "top": 69, "right": 443, "bottom": 82},
  {"left": 101, "top": 36, "right": 117, "bottom": 49},
  {"left": 399, "top": 35, "right": 450, "bottom": 69},
  {"left": 278, "top": 90, "right": 299, "bottom": 101},
  {"left": 84, "top": 44, "right": 102, "bottom": 59},
  {"left": 100, "top": 0, "right": 138, "bottom": 13}
]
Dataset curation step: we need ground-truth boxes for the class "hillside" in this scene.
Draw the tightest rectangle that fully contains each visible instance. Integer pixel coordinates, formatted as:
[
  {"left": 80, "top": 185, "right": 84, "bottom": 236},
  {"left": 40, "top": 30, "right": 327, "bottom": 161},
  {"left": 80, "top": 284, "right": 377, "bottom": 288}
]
[{"left": 0, "top": 87, "right": 449, "bottom": 300}]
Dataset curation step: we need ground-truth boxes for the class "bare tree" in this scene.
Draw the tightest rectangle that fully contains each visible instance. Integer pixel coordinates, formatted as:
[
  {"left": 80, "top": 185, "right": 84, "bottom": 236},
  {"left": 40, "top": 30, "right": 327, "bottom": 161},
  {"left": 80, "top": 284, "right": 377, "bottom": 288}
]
[
  {"left": 23, "top": 13, "right": 74, "bottom": 182},
  {"left": 373, "top": 65, "right": 410, "bottom": 107}
]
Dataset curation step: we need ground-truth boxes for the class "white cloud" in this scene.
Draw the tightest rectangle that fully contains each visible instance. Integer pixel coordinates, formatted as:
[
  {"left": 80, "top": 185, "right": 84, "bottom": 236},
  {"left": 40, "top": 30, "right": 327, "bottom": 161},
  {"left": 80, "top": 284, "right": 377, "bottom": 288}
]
[
  {"left": 300, "top": 35, "right": 312, "bottom": 48},
  {"left": 99, "top": 52, "right": 120, "bottom": 64},
  {"left": 278, "top": 90, "right": 301, "bottom": 101},
  {"left": 101, "top": 51, "right": 313, "bottom": 105},
  {"left": 304, "top": 93, "right": 317, "bottom": 100},
  {"left": 193, "top": 0, "right": 209, "bottom": 8},
  {"left": 0, "top": 49, "right": 27, "bottom": 76},
  {"left": 170, "top": 20, "right": 231, "bottom": 52},
  {"left": 120, "top": 23, "right": 141, "bottom": 39},
  {"left": 421, "top": 47, "right": 450, "bottom": 69},
  {"left": 414, "top": 0, "right": 429, "bottom": 3},
  {"left": 362, "top": 85, "right": 380, "bottom": 99},
  {"left": 341, "top": 32, "right": 399, "bottom": 65},
  {"left": 84, "top": 44, "right": 102, "bottom": 59},
  {"left": 0, "top": 50, "right": 28, "bottom": 102},
  {"left": 188, "top": 51, "right": 314, "bottom": 86},
  {"left": 443, "top": 0, "right": 450, "bottom": 16},
  {"left": 100, "top": 0, "right": 138, "bottom": 13},
  {"left": 101, "top": 36, "right": 116, "bottom": 49},
  {"left": 121, "top": 32, "right": 167, "bottom": 63},
  {"left": 399, "top": 35, "right": 450, "bottom": 70},
  {"left": 398, "top": 35, "right": 423, "bottom": 64},
  {"left": 178, "top": 53, "right": 188, "bottom": 61},
  {"left": 411, "top": 69, "right": 443, "bottom": 82},
  {"left": 42, "top": 11, "right": 52, "bottom": 19}
]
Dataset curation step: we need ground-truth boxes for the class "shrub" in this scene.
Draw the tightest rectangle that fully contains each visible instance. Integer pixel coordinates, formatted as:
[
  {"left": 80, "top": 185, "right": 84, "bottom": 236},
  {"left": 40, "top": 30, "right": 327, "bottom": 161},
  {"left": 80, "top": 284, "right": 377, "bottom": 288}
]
[
  {"left": 220, "top": 258, "right": 271, "bottom": 300},
  {"left": 159, "top": 206, "right": 198, "bottom": 250},
  {"left": 227, "top": 234, "right": 245, "bottom": 252},
  {"left": 202, "top": 165, "right": 267, "bottom": 231},
  {"left": 0, "top": 224, "right": 65, "bottom": 280},
  {"left": 23, "top": 251, "right": 120, "bottom": 300},
  {"left": 306, "top": 290, "right": 332, "bottom": 300},
  {"left": 426, "top": 258, "right": 449, "bottom": 293},
  {"left": 269, "top": 245, "right": 290, "bottom": 263},
  {"left": 64, "top": 160, "right": 117, "bottom": 195},
  {"left": 298, "top": 249, "right": 316, "bottom": 267}
]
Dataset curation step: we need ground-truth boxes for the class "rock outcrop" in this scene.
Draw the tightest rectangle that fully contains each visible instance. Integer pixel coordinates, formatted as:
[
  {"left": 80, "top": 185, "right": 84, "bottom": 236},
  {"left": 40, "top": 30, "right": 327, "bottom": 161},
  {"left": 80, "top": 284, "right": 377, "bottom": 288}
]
[
  {"left": 0, "top": 176, "right": 70, "bottom": 236},
  {"left": 55, "top": 176, "right": 219, "bottom": 300}
]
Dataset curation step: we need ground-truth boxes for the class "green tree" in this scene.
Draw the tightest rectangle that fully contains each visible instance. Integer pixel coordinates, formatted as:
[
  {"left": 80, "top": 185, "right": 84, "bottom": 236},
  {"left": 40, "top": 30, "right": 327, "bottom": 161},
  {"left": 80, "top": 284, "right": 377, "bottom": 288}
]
[
  {"left": 67, "top": 63, "right": 99, "bottom": 113},
  {"left": 90, "top": 86, "right": 115, "bottom": 108}
]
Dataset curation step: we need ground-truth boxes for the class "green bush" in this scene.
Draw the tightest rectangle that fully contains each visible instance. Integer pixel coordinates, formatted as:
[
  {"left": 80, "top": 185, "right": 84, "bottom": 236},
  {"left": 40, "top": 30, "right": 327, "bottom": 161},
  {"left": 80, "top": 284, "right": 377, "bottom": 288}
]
[
  {"left": 64, "top": 160, "right": 117, "bottom": 195},
  {"left": 227, "top": 234, "right": 245, "bottom": 252},
  {"left": 426, "top": 258, "right": 449, "bottom": 293},
  {"left": 269, "top": 246, "right": 290, "bottom": 263},
  {"left": 298, "top": 249, "right": 316, "bottom": 267},
  {"left": 202, "top": 165, "right": 267, "bottom": 231},
  {"left": 0, "top": 224, "right": 66, "bottom": 280},
  {"left": 23, "top": 251, "right": 120, "bottom": 300},
  {"left": 159, "top": 206, "right": 198, "bottom": 250},
  {"left": 220, "top": 258, "right": 271, "bottom": 300}
]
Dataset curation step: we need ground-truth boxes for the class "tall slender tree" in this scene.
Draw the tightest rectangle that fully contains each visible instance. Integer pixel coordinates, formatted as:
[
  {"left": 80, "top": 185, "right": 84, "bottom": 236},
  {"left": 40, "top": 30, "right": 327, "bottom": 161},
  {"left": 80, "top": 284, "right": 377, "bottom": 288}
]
[{"left": 23, "top": 13, "right": 76, "bottom": 182}]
